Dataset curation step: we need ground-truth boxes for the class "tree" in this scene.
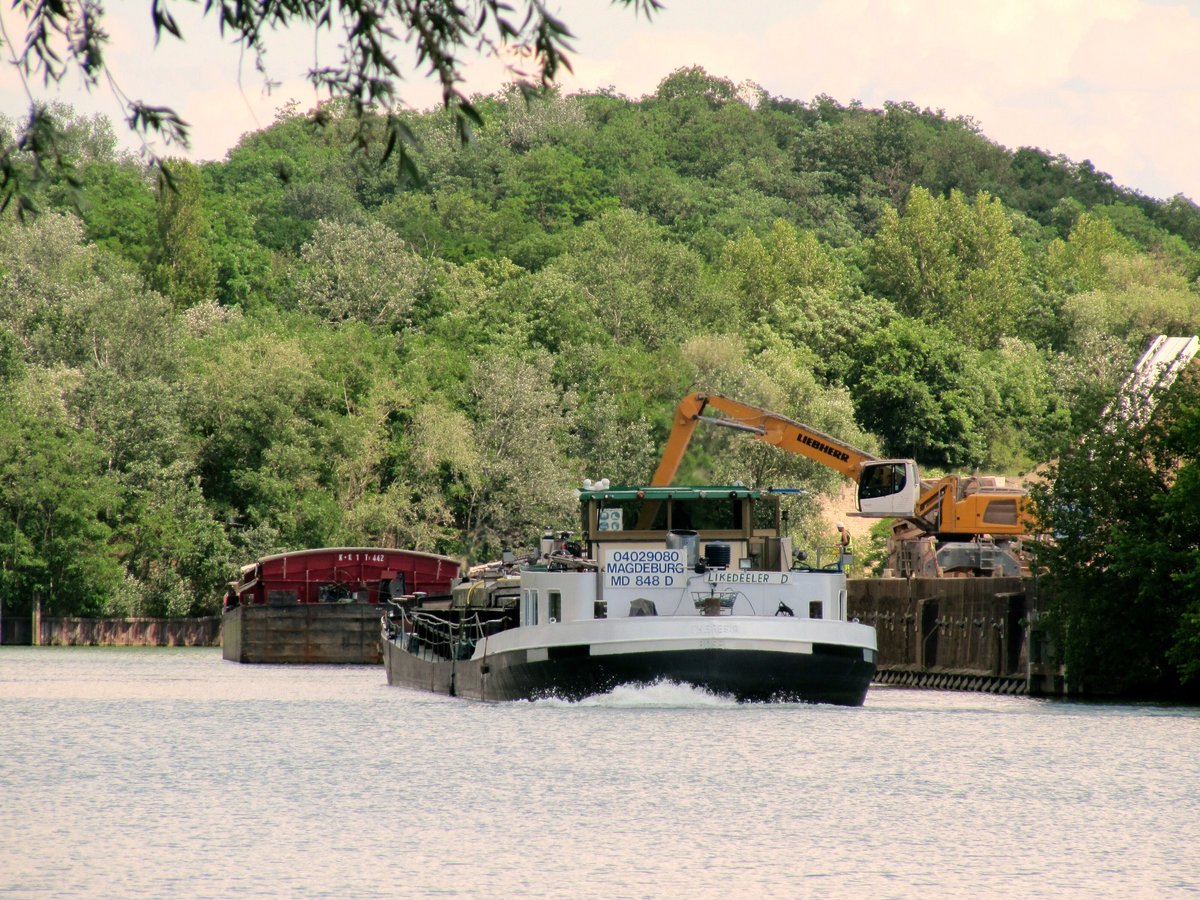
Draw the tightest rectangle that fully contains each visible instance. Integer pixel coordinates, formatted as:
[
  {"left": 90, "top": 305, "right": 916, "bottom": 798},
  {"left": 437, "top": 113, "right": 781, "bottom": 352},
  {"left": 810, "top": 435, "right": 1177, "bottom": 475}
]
[
  {"left": 721, "top": 220, "right": 850, "bottom": 311},
  {"left": 462, "top": 351, "right": 579, "bottom": 557},
  {"left": 547, "top": 207, "right": 723, "bottom": 348},
  {"left": 77, "top": 158, "right": 157, "bottom": 274},
  {"left": 71, "top": 369, "right": 189, "bottom": 477},
  {"left": 181, "top": 312, "right": 346, "bottom": 548},
  {"left": 499, "top": 145, "right": 616, "bottom": 231},
  {"left": 0, "top": 210, "right": 180, "bottom": 376},
  {"left": 1030, "top": 378, "right": 1200, "bottom": 698},
  {"left": 112, "top": 460, "right": 234, "bottom": 617},
  {"left": 1044, "top": 212, "right": 1136, "bottom": 296},
  {"left": 0, "top": 211, "right": 94, "bottom": 360},
  {"left": 496, "top": 85, "right": 588, "bottom": 152},
  {"left": 0, "top": 379, "right": 123, "bottom": 617},
  {"left": 972, "top": 338, "right": 1066, "bottom": 471},
  {"left": 294, "top": 219, "right": 432, "bottom": 328},
  {"left": 570, "top": 392, "right": 658, "bottom": 487},
  {"left": 719, "top": 219, "right": 895, "bottom": 383},
  {"left": 847, "top": 317, "right": 988, "bottom": 468},
  {"left": 654, "top": 67, "right": 740, "bottom": 106},
  {"left": 1156, "top": 194, "right": 1200, "bottom": 249},
  {"left": 201, "top": 190, "right": 276, "bottom": 308},
  {"left": 1, "top": 0, "right": 660, "bottom": 212},
  {"left": 867, "top": 187, "right": 1028, "bottom": 349},
  {"left": 306, "top": 368, "right": 466, "bottom": 556},
  {"left": 150, "top": 160, "right": 216, "bottom": 307}
]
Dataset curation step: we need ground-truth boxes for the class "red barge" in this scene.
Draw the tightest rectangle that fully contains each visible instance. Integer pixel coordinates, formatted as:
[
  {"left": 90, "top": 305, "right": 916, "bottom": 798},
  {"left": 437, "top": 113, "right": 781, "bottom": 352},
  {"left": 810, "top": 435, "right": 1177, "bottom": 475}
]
[{"left": 222, "top": 547, "right": 460, "bottom": 664}]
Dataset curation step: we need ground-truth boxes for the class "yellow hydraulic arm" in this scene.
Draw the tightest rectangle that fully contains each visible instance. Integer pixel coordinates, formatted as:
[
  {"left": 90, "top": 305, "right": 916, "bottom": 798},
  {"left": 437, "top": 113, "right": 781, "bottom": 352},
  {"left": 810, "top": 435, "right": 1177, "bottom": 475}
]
[
  {"left": 651, "top": 391, "right": 1035, "bottom": 547},
  {"left": 650, "top": 392, "right": 879, "bottom": 486}
]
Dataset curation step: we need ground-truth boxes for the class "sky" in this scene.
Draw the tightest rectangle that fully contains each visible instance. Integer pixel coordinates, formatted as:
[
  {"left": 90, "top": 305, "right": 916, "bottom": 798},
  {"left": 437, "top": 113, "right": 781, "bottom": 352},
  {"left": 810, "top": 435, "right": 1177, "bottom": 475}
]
[{"left": 2, "top": 0, "right": 1199, "bottom": 202}]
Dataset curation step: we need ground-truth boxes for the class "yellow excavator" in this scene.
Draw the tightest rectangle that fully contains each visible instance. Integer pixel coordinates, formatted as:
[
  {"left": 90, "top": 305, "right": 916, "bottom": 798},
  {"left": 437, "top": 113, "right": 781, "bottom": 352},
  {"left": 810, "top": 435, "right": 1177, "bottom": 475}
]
[
  {"left": 651, "top": 392, "right": 1032, "bottom": 576},
  {"left": 651, "top": 338, "right": 1198, "bottom": 576}
]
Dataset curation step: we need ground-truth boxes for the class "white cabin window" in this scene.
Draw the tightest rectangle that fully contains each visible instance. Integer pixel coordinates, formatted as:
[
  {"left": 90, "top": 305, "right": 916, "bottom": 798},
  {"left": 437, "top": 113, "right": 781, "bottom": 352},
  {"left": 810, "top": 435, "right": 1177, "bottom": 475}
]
[
  {"left": 809, "top": 601, "right": 823, "bottom": 619},
  {"left": 859, "top": 462, "right": 908, "bottom": 499},
  {"left": 522, "top": 589, "right": 540, "bottom": 626},
  {"left": 549, "top": 591, "right": 561, "bottom": 622}
]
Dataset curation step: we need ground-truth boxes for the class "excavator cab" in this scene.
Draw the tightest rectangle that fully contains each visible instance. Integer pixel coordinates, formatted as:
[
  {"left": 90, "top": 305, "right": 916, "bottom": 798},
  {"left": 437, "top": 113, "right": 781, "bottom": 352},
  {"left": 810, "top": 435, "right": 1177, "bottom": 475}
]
[{"left": 856, "top": 460, "right": 921, "bottom": 517}]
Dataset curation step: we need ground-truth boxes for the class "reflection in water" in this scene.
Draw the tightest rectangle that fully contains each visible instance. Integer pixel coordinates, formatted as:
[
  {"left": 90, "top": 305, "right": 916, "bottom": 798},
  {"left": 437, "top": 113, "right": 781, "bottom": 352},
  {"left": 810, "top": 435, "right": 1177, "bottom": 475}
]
[{"left": 2, "top": 647, "right": 1199, "bottom": 898}]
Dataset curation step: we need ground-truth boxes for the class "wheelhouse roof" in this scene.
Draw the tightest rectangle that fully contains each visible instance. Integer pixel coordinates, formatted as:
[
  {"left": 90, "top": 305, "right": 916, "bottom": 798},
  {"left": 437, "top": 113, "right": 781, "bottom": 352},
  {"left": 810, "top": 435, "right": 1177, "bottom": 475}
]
[{"left": 577, "top": 485, "right": 764, "bottom": 502}]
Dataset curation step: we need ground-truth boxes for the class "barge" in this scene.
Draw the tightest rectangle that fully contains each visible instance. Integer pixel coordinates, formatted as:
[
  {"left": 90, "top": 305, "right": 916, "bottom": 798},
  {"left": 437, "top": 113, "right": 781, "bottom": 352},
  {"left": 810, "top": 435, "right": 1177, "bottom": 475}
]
[
  {"left": 382, "top": 485, "right": 877, "bottom": 704},
  {"left": 223, "top": 547, "right": 460, "bottom": 664}
]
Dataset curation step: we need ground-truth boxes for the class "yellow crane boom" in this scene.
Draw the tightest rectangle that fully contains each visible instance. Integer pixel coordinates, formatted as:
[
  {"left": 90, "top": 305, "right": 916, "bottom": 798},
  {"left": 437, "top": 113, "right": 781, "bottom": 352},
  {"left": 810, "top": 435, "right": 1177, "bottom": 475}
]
[
  {"left": 651, "top": 392, "right": 879, "bottom": 487},
  {"left": 653, "top": 391, "right": 1032, "bottom": 544}
]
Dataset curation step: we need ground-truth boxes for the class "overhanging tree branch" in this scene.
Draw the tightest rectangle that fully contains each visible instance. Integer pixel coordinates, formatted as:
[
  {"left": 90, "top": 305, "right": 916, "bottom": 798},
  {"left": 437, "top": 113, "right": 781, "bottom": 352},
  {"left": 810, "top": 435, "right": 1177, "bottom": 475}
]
[{"left": 1, "top": 0, "right": 662, "bottom": 212}]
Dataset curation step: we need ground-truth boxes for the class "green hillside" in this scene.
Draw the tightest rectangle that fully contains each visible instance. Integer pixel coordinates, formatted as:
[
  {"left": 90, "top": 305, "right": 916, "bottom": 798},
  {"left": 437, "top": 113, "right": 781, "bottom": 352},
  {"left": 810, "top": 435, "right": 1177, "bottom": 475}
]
[{"left": 3, "top": 67, "right": 1200, "bottom": 668}]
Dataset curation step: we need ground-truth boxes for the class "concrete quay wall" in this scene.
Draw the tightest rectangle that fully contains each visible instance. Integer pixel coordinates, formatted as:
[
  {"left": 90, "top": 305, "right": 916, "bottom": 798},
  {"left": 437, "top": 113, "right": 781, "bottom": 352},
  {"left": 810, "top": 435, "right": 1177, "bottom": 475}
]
[
  {"left": 848, "top": 576, "right": 1062, "bottom": 695},
  {"left": 36, "top": 616, "right": 221, "bottom": 647}
]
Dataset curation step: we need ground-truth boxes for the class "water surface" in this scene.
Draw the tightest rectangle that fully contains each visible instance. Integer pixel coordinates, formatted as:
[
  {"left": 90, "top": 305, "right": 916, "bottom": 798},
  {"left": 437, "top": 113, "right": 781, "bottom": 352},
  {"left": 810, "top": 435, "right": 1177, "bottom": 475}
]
[{"left": 2, "top": 647, "right": 1198, "bottom": 898}]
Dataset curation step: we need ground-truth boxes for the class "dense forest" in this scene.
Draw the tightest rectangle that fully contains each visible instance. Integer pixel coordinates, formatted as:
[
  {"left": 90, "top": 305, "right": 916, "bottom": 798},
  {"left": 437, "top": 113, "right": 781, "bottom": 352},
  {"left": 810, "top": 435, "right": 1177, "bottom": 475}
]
[{"left": 4, "top": 68, "right": 1200, "bottom": 694}]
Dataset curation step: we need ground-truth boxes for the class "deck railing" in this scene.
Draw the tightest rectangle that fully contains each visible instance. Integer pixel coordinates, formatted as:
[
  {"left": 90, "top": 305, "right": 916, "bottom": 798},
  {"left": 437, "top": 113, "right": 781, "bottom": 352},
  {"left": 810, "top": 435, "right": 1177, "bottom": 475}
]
[{"left": 382, "top": 602, "right": 505, "bottom": 662}]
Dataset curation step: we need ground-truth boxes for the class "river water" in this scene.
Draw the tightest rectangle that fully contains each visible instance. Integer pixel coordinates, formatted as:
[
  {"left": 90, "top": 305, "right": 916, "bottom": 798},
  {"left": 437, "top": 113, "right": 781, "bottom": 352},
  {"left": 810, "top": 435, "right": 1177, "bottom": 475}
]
[{"left": 1, "top": 647, "right": 1198, "bottom": 899}]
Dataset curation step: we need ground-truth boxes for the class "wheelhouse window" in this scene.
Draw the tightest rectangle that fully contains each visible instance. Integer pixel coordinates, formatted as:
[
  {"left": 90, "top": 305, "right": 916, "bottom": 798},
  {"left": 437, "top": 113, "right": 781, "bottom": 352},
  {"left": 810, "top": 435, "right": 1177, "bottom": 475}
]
[
  {"left": 671, "top": 498, "right": 739, "bottom": 531},
  {"left": 600, "top": 498, "right": 668, "bottom": 532},
  {"left": 549, "top": 592, "right": 562, "bottom": 623},
  {"left": 594, "top": 491, "right": 750, "bottom": 533},
  {"left": 752, "top": 497, "right": 779, "bottom": 531}
]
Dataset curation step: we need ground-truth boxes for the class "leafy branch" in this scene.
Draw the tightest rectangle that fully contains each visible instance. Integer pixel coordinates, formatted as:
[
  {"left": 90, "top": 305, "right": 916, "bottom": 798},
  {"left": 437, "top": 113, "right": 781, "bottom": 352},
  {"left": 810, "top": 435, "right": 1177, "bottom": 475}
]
[{"left": 0, "top": 0, "right": 661, "bottom": 210}]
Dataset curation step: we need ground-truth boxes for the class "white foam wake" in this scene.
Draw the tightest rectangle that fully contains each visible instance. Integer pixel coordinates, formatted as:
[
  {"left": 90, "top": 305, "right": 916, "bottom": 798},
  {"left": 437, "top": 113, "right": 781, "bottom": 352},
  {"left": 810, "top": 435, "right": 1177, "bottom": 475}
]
[{"left": 532, "top": 679, "right": 742, "bottom": 709}]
